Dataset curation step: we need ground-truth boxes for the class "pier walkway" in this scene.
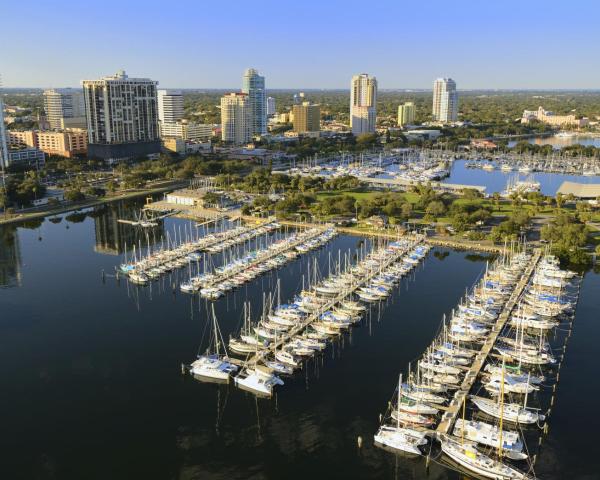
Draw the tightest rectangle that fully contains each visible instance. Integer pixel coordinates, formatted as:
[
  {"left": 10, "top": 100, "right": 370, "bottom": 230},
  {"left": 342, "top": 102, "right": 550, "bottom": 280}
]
[
  {"left": 435, "top": 248, "right": 543, "bottom": 435},
  {"left": 236, "top": 234, "right": 425, "bottom": 368}
]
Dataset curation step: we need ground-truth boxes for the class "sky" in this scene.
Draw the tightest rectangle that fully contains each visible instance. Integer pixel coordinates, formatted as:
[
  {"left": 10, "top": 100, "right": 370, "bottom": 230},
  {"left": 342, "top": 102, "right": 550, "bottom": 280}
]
[{"left": 2, "top": 0, "right": 599, "bottom": 90}]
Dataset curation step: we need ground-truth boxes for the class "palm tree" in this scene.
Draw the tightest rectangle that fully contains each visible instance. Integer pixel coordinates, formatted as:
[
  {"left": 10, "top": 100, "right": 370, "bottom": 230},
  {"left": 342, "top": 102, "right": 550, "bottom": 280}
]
[{"left": 492, "top": 192, "right": 501, "bottom": 211}]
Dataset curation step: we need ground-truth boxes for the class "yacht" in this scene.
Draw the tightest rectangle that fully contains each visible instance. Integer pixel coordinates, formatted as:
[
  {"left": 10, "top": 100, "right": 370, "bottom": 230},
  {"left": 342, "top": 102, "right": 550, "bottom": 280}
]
[
  {"left": 234, "top": 366, "right": 284, "bottom": 397},
  {"left": 441, "top": 436, "right": 532, "bottom": 479}
]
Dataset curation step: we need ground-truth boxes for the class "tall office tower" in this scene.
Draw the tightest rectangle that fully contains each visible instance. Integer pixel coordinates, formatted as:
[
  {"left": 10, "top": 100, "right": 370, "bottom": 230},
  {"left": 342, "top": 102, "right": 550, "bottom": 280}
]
[
  {"left": 0, "top": 99, "right": 8, "bottom": 168},
  {"left": 82, "top": 70, "right": 160, "bottom": 161},
  {"left": 292, "top": 102, "right": 320, "bottom": 133},
  {"left": 432, "top": 78, "right": 458, "bottom": 123},
  {"left": 267, "top": 97, "right": 276, "bottom": 116},
  {"left": 157, "top": 90, "right": 184, "bottom": 124},
  {"left": 220, "top": 93, "right": 251, "bottom": 144},
  {"left": 350, "top": 74, "right": 377, "bottom": 135},
  {"left": 241, "top": 68, "right": 266, "bottom": 136},
  {"left": 397, "top": 102, "right": 416, "bottom": 126},
  {"left": 43, "top": 89, "right": 86, "bottom": 130}
]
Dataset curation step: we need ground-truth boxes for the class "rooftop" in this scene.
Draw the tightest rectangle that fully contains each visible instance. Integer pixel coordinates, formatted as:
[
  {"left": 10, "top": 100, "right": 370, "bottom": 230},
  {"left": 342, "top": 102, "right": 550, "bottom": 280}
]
[{"left": 557, "top": 181, "right": 600, "bottom": 198}]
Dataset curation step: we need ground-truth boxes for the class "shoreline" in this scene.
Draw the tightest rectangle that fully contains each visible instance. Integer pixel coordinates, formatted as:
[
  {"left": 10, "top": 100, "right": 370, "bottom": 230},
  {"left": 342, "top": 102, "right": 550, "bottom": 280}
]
[{"left": 0, "top": 180, "right": 187, "bottom": 227}]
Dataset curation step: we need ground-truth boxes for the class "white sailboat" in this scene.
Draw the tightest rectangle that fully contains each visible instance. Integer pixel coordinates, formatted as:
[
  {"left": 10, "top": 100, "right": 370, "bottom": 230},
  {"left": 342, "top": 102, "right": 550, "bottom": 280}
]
[
  {"left": 374, "top": 374, "right": 430, "bottom": 455},
  {"left": 190, "top": 305, "right": 238, "bottom": 382}
]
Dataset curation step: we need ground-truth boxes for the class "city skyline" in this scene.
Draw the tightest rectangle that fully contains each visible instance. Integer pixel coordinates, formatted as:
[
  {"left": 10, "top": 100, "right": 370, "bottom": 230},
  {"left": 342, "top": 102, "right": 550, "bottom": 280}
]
[{"left": 2, "top": 0, "right": 599, "bottom": 90}]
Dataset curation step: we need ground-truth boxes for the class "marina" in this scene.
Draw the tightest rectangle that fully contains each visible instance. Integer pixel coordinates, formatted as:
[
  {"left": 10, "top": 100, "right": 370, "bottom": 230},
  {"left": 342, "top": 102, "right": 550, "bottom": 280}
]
[
  {"left": 186, "top": 232, "right": 429, "bottom": 397},
  {"left": 374, "top": 244, "right": 582, "bottom": 479},
  {"left": 0, "top": 199, "right": 596, "bottom": 480},
  {"left": 119, "top": 219, "right": 280, "bottom": 284},
  {"left": 285, "top": 148, "right": 600, "bottom": 196},
  {"left": 181, "top": 226, "right": 337, "bottom": 298}
]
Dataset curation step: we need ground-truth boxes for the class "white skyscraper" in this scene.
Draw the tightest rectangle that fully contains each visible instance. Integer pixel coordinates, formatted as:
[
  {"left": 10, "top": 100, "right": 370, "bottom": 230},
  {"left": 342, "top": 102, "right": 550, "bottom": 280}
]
[
  {"left": 350, "top": 74, "right": 377, "bottom": 135},
  {"left": 157, "top": 90, "right": 184, "bottom": 124},
  {"left": 220, "top": 93, "right": 251, "bottom": 144},
  {"left": 0, "top": 99, "right": 8, "bottom": 168},
  {"left": 432, "top": 78, "right": 458, "bottom": 123},
  {"left": 242, "top": 68, "right": 266, "bottom": 136},
  {"left": 43, "top": 89, "right": 86, "bottom": 130},
  {"left": 82, "top": 70, "right": 160, "bottom": 161},
  {"left": 267, "top": 97, "right": 276, "bottom": 116}
]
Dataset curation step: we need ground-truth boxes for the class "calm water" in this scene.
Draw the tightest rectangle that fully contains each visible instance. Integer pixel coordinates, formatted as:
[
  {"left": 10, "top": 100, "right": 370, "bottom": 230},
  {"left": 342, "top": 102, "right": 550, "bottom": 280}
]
[
  {"left": 446, "top": 160, "right": 600, "bottom": 195},
  {"left": 0, "top": 200, "right": 598, "bottom": 480}
]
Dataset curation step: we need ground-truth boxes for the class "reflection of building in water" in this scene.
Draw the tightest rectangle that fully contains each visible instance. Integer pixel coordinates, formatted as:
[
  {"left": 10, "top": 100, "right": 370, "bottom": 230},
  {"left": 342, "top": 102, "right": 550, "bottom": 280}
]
[
  {"left": 94, "top": 202, "right": 163, "bottom": 255},
  {"left": 0, "top": 226, "right": 22, "bottom": 287}
]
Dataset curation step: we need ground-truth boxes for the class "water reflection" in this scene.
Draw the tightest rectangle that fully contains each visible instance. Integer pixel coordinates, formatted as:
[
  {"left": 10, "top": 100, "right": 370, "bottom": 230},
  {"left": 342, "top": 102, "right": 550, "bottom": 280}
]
[
  {"left": 93, "top": 202, "right": 164, "bottom": 255},
  {"left": 0, "top": 225, "right": 22, "bottom": 288}
]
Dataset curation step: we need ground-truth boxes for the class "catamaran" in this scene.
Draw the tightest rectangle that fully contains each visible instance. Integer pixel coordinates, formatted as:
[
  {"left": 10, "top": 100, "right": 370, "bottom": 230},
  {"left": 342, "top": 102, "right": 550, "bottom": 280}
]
[{"left": 190, "top": 305, "right": 238, "bottom": 382}]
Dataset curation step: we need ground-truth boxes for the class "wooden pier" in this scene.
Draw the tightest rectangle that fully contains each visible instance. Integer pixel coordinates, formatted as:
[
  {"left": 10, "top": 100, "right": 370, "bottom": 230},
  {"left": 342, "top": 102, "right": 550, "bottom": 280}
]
[{"left": 435, "top": 248, "right": 543, "bottom": 435}]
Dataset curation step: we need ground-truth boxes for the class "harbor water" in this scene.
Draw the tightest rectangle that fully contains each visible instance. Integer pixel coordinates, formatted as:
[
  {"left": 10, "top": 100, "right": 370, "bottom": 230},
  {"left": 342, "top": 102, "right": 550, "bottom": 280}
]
[
  {"left": 0, "top": 200, "right": 598, "bottom": 479},
  {"left": 446, "top": 160, "right": 600, "bottom": 195}
]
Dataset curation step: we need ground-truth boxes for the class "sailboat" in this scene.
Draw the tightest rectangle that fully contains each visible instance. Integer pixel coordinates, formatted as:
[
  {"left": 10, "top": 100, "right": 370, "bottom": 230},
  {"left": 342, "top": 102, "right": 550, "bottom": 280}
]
[
  {"left": 373, "top": 375, "right": 429, "bottom": 455},
  {"left": 234, "top": 365, "right": 284, "bottom": 397},
  {"left": 190, "top": 305, "right": 238, "bottom": 382},
  {"left": 441, "top": 435, "right": 532, "bottom": 479},
  {"left": 453, "top": 419, "right": 528, "bottom": 461}
]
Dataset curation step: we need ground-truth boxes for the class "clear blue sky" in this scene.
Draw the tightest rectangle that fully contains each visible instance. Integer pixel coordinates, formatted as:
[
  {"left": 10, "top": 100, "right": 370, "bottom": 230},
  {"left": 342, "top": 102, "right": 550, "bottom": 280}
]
[{"left": 2, "top": 0, "right": 599, "bottom": 89}]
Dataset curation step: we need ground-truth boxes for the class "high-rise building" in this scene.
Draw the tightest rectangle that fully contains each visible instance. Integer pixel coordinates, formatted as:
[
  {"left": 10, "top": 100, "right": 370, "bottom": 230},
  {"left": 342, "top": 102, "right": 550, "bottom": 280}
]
[
  {"left": 242, "top": 68, "right": 266, "bottom": 136},
  {"left": 267, "top": 97, "right": 276, "bottom": 116},
  {"left": 292, "top": 102, "right": 320, "bottom": 133},
  {"left": 160, "top": 121, "right": 213, "bottom": 142},
  {"left": 8, "top": 129, "right": 87, "bottom": 158},
  {"left": 350, "top": 74, "right": 377, "bottom": 135},
  {"left": 157, "top": 90, "right": 184, "bottom": 124},
  {"left": 397, "top": 102, "right": 416, "bottom": 126},
  {"left": 432, "top": 78, "right": 458, "bottom": 123},
  {"left": 220, "top": 93, "right": 251, "bottom": 144},
  {"left": 0, "top": 99, "right": 8, "bottom": 168},
  {"left": 82, "top": 70, "right": 160, "bottom": 161},
  {"left": 43, "top": 89, "right": 86, "bottom": 130}
]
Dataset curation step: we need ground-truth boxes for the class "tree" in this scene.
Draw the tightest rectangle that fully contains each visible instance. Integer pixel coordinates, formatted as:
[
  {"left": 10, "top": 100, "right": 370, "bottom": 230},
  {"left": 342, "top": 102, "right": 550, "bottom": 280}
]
[
  {"left": 401, "top": 202, "right": 413, "bottom": 219},
  {"left": 555, "top": 192, "right": 565, "bottom": 209},
  {"left": 541, "top": 213, "right": 590, "bottom": 265},
  {"left": 487, "top": 192, "right": 500, "bottom": 213},
  {"left": 425, "top": 200, "right": 446, "bottom": 220},
  {"left": 64, "top": 188, "right": 85, "bottom": 202}
]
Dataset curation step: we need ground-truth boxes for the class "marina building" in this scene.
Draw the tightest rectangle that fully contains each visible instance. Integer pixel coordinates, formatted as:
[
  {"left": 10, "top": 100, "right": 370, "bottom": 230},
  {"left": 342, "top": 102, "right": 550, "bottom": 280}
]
[
  {"left": 397, "top": 102, "right": 416, "bottom": 126},
  {"left": 557, "top": 181, "right": 600, "bottom": 200},
  {"left": 82, "top": 70, "right": 160, "bottom": 162},
  {"left": 292, "top": 102, "right": 320, "bottom": 133},
  {"left": 521, "top": 106, "right": 589, "bottom": 127},
  {"left": 350, "top": 74, "right": 377, "bottom": 135},
  {"left": 43, "top": 89, "right": 87, "bottom": 130},
  {"left": 242, "top": 68, "right": 267, "bottom": 136},
  {"left": 432, "top": 78, "right": 458, "bottom": 123},
  {"left": 220, "top": 93, "right": 251, "bottom": 144}
]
